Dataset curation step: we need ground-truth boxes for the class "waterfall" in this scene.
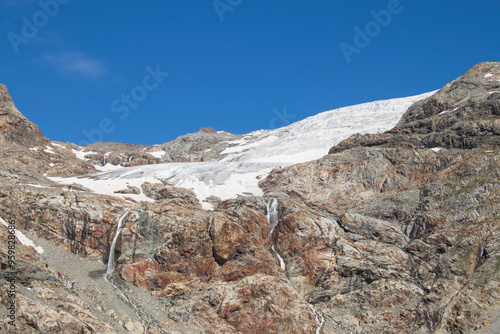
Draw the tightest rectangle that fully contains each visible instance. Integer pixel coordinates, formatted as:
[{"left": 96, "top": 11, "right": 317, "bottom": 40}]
[
  {"left": 106, "top": 213, "right": 128, "bottom": 277},
  {"left": 308, "top": 304, "right": 325, "bottom": 334},
  {"left": 263, "top": 200, "right": 325, "bottom": 333},
  {"left": 264, "top": 198, "right": 279, "bottom": 234},
  {"left": 103, "top": 212, "right": 165, "bottom": 333},
  {"left": 272, "top": 245, "right": 286, "bottom": 270},
  {"left": 264, "top": 198, "right": 285, "bottom": 270}
]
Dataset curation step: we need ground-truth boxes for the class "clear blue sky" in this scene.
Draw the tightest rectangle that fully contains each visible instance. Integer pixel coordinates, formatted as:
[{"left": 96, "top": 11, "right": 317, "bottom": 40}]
[{"left": 1, "top": 0, "right": 499, "bottom": 145}]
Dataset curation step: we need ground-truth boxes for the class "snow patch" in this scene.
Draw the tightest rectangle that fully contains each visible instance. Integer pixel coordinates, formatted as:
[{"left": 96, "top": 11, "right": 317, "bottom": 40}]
[
  {"left": 22, "top": 184, "right": 53, "bottom": 189},
  {"left": 48, "top": 175, "right": 156, "bottom": 203},
  {"left": 72, "top": 149, "right": 96, "bottom": 160},
  {"left": 485, "top": 73, "right": 493, "bottom": 78},
  {"left": 201, "top": 202, "right": 214, "bottom": 210},
  {"left": 147, "top": 151, "right": 166, "bottom": 159},
  {"left": 0, "top": 216, "right": 44, "bottom": 254},
  {"left": 51, "top": 92, "right": 434, "bottom": 212},
  {"left": 44, "top": 146, "right": 56, "bottom": 154},
  {"left": 49, "top": 162, "right": 283, "bottom": 209}
]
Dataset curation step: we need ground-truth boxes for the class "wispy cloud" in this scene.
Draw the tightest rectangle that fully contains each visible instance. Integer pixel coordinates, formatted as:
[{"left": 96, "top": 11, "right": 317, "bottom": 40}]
[
  {"left": 34, "top": 31, "right": 67, "bottom": 48},
  {"left": 41, "top": 51, "right": 107, "bottom": 79}
]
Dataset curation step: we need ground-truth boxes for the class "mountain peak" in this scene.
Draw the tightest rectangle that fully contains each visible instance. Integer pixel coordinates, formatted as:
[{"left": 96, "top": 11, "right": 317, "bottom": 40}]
[
  {"left": 199, "top": 127, "right": 217, "bottom": 134},
  {"left": 0, "top": 84, "right": 46, "bottom": 147},
  {"left": 397, "top": 61, "right": 500, "bottom": 125},
  {"left": 0, "top": 84, "right": 18, "bottom": 113}
]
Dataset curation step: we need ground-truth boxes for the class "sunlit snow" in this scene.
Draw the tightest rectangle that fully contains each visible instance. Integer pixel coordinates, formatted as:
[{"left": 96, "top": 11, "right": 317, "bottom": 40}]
[{"left": 50, "top": 92, "right": 434, "bottom": 210}]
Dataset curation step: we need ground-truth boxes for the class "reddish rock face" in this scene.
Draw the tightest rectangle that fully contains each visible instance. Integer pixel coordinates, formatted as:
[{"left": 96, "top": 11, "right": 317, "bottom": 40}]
[
  {"left": 121, "top": 258, "right": 163, "bottom": 289},
  {"left": 216, "top": 275, "right": 317, "bottom": 334},
  {"left": 259, "top": 145, "right": 500, "bottom": 333},
  {"left": 211, "top": 213, "right": 250, "bottom": 264}
]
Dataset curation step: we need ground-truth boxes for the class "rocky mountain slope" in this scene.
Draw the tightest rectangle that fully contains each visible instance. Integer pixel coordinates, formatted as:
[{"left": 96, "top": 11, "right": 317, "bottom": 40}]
[
  {"left": 0, "top": 62, "right": 499, "bottom": 334},
  {"left": 330, "top": 62, "right": 500, "bottom": 152},
  {"left": 261, "top": 62, "right": 500, "bottom": 333}
]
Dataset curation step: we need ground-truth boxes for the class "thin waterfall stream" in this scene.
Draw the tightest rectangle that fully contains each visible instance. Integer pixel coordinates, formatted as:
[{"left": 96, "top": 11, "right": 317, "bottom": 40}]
[
  {"left": 106, "top": 212, "right": 128, "bottom": 277},
  {"left": 263, "top": 198, "right": 325, "bottom": 333},
  {"left": 103, "top": 212, "right": 166, "bottom": 334},
  {"left": 264, "top": 198, "right": 285, "bottom": 270}
]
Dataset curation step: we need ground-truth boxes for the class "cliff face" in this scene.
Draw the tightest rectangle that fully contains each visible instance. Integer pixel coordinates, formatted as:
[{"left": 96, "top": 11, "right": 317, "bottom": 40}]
[
  {"left": 260, "top": 147, "right": 499, "bottom": 333},
  {"left": 0, "top": 63, "right": 499, "bottom": 334}
]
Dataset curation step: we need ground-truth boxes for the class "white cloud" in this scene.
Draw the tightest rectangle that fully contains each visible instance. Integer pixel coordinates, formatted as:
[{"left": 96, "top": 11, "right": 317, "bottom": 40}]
[{"left": 42, "top": 51, "right": 107, "bottom": 79}]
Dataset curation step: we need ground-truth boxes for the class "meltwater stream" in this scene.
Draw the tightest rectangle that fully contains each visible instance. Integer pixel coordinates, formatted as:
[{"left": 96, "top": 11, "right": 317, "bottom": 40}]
[
  {"left": 264, "top": 198, "right": 285, "bottom": 270},
  {"left": 264, "top": 198, "right": 325, "bottom": 334},
  {"left": 264, "top": 198, "right": 279, "bottom": 234},
  {"left": 106, "top": 212, "right": 128, "bottom": 277}
]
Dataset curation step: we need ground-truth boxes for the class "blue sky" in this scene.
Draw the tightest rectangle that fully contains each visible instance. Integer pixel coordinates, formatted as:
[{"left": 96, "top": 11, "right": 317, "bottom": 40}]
[{"left": 1, "top": 0, "right": 499, "bottom": 146}]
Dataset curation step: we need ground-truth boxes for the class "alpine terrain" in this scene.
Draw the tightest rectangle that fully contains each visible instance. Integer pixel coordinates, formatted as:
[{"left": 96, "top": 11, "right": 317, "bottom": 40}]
[{"left": 0, "top": 62, "right": 499, "bottom": 333}]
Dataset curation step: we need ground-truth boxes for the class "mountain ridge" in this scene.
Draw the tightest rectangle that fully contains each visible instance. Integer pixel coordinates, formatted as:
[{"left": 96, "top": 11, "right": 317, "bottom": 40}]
[{"left": 330, "top": 62, "right": 500, "bottom": 153}]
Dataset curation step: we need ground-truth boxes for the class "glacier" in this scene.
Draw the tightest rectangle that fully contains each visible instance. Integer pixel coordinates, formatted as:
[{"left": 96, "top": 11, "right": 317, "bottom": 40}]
[{"left": 49, "top": 91, "right": 434, "bottom": 210}]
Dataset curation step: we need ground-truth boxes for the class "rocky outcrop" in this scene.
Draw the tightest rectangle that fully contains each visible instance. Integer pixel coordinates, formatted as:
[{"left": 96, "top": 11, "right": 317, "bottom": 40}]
[
  {"left": 82, "top": 127, "right": 240, "bottom": 168},
  {"left": 0, "top": 142, "right": 97, "bottom": 177},
  {"left": 155, "top": 127, "right": 239, "bottom": 163},
  {"left": 0, "top": 84, "right": 46, "bottom": 148},
  {"left": 83, "top": 151, "right": 162, "bottom": 168},
  {"left": 141, "top": 182, "right": 201, "bottom": 207},
  {"left": 114, "top": 185, "right": 141, "bottom": 195},
  {"left": 85, "top": 142, "right": 150, "bottom": 154},
  {"left": 0, "top": 173, "right": 322, "bottom": 332},
  {"left": 0, "top": 84, "right": 98, "bottom": 176}
]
